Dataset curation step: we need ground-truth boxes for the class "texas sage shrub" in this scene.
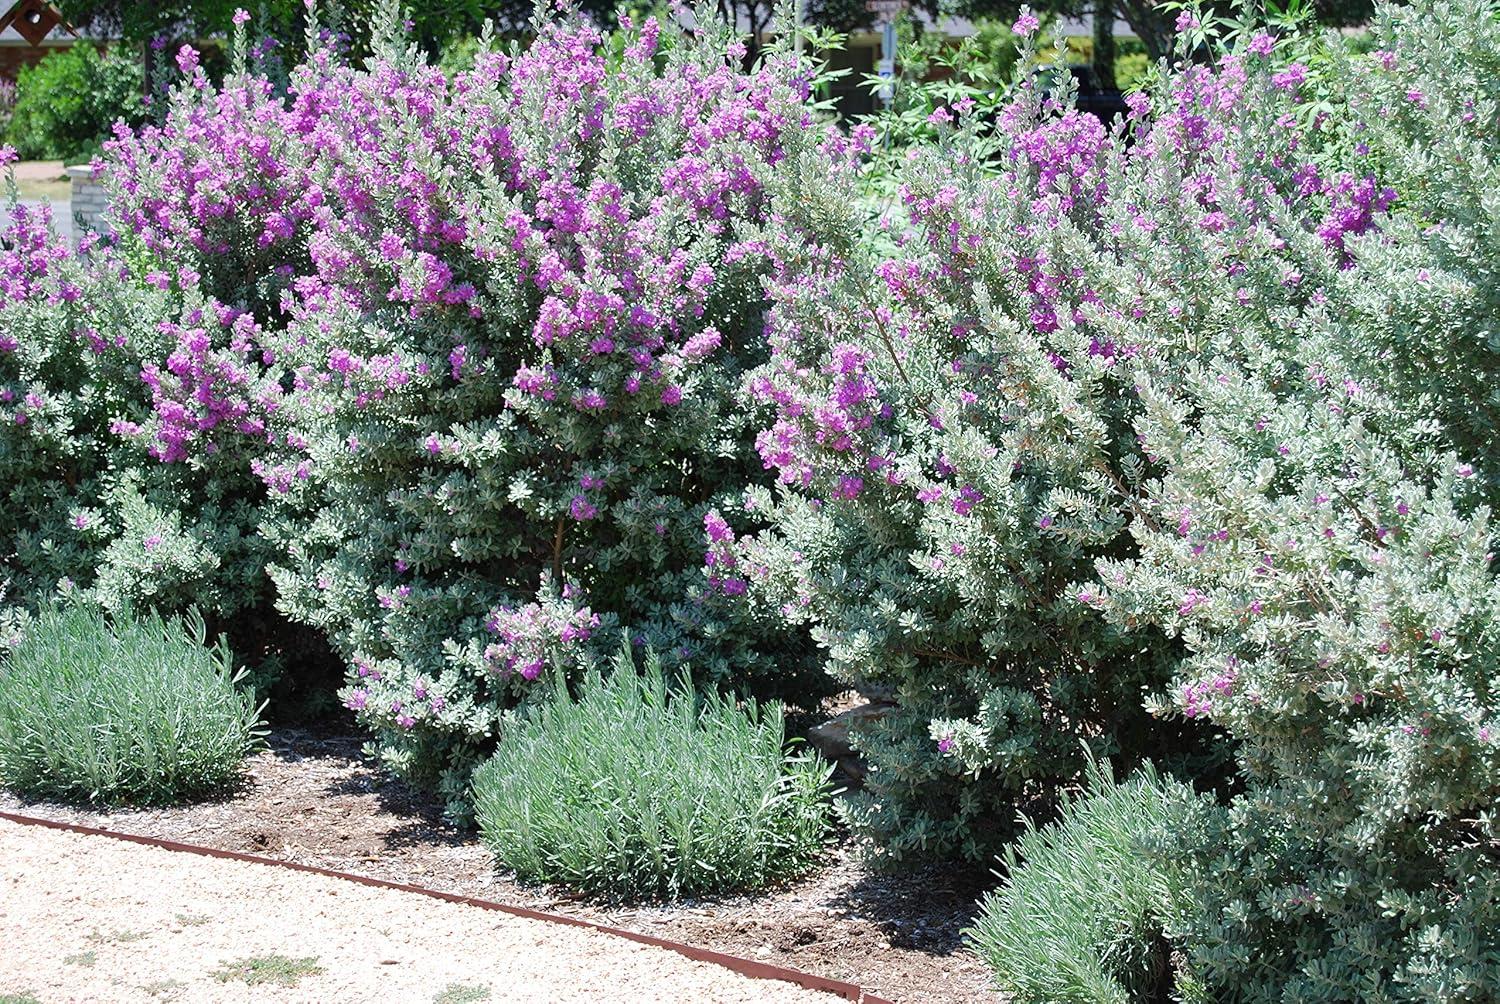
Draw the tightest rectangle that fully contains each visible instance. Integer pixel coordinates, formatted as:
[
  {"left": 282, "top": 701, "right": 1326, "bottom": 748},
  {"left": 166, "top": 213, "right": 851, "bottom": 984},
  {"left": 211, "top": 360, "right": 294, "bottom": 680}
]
[
  {"left": 967, "top": 760, "right": 1210, "bottom": 1004},
  {"left": 726, "top": 7, "right": 1401, "bottom": 859},
  {"left": 1083, "top": 7, "right": 1500, "bottom": 996},
  {"left": 0, "top": 603, "right": 262, "bottom": 804},
  {"left": 1096, "top": 363, "right": 1500, "bottom": 1001},
  {"left": 100, "top": 7, "right": 839, "bottom": 809},
  {"left": 0, "top": 79, "right": 15, "bottom": 139},
  {"left": 1330, "top": 1, "right": 1500, "bottom": 501},
  {"left": 0, "top": 146, "right": 317, "bottom": 712},
  {"left": 0, "top": 165, "right": 278, "bottom": 623},
  {"left": 471, "top": 644, "right": 832, "bottom": 900}
]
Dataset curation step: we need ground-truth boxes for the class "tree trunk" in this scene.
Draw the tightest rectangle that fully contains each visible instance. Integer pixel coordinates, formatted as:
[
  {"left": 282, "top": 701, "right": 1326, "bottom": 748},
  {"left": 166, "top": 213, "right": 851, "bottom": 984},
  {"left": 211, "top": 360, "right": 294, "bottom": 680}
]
[
  {"left": 1116, "top": 0, "right": 1172, "bottom": 63},
  {"left": 1092, "top": 0, "right": 1117, "bottom": 90}
]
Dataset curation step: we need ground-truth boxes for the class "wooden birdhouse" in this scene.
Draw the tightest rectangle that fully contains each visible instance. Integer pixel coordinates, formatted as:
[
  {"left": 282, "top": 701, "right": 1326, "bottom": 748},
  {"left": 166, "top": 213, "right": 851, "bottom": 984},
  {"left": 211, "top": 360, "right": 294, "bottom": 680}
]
[{"left": 0, "top": 0, "right": 77, "bottom": 47}]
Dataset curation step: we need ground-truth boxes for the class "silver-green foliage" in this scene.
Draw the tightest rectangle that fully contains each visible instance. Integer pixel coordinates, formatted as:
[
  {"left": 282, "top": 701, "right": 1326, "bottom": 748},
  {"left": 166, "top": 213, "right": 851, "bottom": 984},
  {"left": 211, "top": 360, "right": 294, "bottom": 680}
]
[
  {"left": 1335, "top": 1, "right": 1500, "bottom": 500},
  {"left": 967, "top": 761, "right": 1209, "bottom": 1004},
  {"left": 471, "top": 645, "right": 832, "bottom": 900},
  {"left": 0, "top": 604, "right": 262, "bottom": 805},
  {"left": 1084, "top": 4, "right": 1500, "bottom": 998}
]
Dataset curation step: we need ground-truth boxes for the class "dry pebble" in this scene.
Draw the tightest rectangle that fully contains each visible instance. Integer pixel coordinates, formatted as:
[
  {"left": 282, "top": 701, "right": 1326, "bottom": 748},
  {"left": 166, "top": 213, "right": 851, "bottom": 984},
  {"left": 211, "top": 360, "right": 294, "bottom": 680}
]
[{"left": 0, "top": 819, "right": 840, "bottom": 1003}]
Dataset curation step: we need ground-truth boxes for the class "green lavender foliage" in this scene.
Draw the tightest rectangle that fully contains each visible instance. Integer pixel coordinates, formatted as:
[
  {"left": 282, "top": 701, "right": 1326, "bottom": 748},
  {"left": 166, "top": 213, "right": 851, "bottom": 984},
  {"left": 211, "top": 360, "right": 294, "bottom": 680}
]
[
  {"left": 967, "top": 760, "right": 1211, "bottom": 1004},
  {"left": 471, "top": 644, "right": 832, "bottom": 900},
  {"left": 0, "top": 604, "right": 262, "bottom": 804}
]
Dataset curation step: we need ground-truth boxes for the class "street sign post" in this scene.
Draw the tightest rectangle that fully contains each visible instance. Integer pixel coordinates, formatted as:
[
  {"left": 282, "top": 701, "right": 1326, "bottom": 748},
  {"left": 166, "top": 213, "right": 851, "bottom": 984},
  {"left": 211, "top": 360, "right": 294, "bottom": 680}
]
[{"left": 871, "top": 11, "right": 900, "bottom": 106}]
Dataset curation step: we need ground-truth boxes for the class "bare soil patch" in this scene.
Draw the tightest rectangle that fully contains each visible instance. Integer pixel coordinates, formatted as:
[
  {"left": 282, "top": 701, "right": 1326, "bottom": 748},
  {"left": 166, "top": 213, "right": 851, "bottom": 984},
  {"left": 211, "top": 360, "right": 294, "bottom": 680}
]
[{"left": 0, "top": 728, "right": 999, "bottom": 1003}]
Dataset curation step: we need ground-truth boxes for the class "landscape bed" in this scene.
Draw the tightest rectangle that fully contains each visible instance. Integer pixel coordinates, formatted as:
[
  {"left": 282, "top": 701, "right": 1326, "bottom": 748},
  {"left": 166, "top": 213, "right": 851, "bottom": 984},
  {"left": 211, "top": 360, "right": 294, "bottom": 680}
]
[
  {"left": 2, "top": 0, "right": 1498, "bottom": 1000},
  {"left": 0, "top": 727, "right": 996, "bottom": 1004}
]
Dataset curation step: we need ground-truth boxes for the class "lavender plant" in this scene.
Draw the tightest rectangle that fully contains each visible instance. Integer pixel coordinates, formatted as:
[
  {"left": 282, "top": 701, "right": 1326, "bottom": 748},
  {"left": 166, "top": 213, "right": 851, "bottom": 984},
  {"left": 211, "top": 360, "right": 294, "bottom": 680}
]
[
  {"left": 0, "top": 603, "right": 262, "bottom": 805},
  {"left": 472, "top": 644, "right": 832, "bottom": 900},
  {"left": 967, "top": 759, "right": 1209, "bottom": 1003}
]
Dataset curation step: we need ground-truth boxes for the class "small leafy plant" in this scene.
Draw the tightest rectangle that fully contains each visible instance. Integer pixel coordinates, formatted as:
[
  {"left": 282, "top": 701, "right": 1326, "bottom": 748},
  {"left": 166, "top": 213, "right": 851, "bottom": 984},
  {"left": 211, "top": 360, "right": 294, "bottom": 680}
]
[
  {"left": 0, "top": 604, "right": 262, "bottom": 805},
  {"left": 4, "top": 43, "right": 144, "bottom": 162},
  {"left": 472, "top": 645, "right": 833, "bottom": 900},
  {"left": 967, "top": 760, "right": 1209, "bottom": 1004},
  {"left": 211, "top": 954, "right": 324, "bottom": 988}
]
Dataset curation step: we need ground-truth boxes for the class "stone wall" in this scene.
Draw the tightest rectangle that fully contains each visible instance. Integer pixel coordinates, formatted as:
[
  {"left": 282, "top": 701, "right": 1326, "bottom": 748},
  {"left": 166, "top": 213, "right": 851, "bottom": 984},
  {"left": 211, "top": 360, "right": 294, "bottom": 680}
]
[{"left": 67, "top": 165, "right": 108, "bottom": 236}]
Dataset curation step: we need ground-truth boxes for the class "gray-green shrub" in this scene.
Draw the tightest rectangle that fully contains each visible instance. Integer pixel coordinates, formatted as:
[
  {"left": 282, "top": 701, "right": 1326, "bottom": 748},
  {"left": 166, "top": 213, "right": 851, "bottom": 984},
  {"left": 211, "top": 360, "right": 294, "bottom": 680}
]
[
  {"left": 967, "top": 760, "right": 1209, "bottom": 1004},
  {"left": 471, "top": 645, "right": 832, "bottom": 900},
  {"left": 0, "top": 604, "right": 262, "bottom": 805}
]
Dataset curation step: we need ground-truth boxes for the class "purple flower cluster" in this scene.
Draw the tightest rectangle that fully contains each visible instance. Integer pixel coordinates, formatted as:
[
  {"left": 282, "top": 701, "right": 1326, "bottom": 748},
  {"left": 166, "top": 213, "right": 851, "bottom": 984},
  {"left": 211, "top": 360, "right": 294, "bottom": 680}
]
[{"left": 483, "top": 581, "right": 600, "bottom": 682}]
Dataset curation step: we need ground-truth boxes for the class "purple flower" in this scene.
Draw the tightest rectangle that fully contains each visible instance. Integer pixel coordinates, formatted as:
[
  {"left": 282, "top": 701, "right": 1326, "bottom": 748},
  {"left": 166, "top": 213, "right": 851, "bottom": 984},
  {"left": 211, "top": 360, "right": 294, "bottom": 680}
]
[
  {"left": 569, "top": 495, "right": 598, "bottom": 521},
  {"left": 1272, "top": 63, "right": 1308, "bottom": 91},
  {"left": 704, "top": 510, "right": 733, "bottom": 544},
  {"left": 176, "top": 45, "right": 200, "bottom": 75}
]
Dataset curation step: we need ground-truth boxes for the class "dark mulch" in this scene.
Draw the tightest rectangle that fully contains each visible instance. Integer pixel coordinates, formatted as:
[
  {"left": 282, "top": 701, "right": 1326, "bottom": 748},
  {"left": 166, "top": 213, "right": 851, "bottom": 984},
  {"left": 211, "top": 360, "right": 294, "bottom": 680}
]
[{"left": 0, "top": 727, "right": 1001, "bottom": 1003}]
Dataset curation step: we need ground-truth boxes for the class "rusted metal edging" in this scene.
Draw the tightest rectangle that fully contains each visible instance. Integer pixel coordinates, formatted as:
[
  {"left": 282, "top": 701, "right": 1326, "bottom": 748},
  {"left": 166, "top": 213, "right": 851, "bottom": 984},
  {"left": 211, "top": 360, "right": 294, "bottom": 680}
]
[{"left": 0, "top": 809, "right": 893, "bottom": 1004}]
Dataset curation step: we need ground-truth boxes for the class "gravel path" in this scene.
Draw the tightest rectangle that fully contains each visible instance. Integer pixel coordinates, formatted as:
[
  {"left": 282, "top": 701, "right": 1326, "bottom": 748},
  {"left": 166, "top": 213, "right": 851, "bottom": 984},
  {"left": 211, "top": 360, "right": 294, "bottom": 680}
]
[{"left": 0, "top": 819, "right": 841, "bottom": 1003}]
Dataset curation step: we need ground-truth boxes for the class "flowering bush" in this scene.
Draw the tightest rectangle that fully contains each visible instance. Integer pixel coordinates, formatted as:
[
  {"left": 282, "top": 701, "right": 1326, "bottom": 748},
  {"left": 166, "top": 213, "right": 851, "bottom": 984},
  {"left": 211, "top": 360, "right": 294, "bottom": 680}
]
[
  {"left": 1097, "top": 364, "right": 1500, "bottom": 999},
  {"left": 729, "top": 9, "right": 1405, "bottom": 859},
  {"left": 1331, "top": 1, "right": 1500, "bottom": 502},
  {"left": 0, "top": 156, "right": 297, "bottom": 703},
  {"left": 0, "top": 79, "right": 15, "bottom": 139},
  {"left": 1086, "top": 5, "right": 1500, "bottom": 996},
  {"left": 101, "top": 8, "right": 837, "bottom": 807},
  {"left": 0, "top": 175, "right": 271, "bottom": 610}
]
